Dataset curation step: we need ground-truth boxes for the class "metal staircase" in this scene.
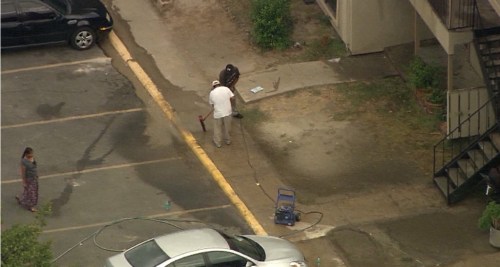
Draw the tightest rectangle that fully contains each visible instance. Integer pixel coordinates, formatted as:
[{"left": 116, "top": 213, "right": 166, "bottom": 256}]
[
  {"left": 433, "top": 2, "right": 500, "bottom": 204},
  {"left": 476, "top": 27, "right": 500, "bottom": 98},
  {"left": 433, "top": 120, "right": 500, "bottom": 204}
]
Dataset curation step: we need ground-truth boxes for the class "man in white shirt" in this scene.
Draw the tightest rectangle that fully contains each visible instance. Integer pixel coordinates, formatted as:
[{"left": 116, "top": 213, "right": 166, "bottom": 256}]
[{"left": 209, "top": 80, "right": 234, "bottom": 148}]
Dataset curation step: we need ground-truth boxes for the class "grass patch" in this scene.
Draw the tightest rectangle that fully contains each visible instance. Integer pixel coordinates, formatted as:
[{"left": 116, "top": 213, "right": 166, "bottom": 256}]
[
  {"left": 317, "top": 14, "right": 332, "bottom": 26},
  {"left": 240, "top": 107, "right": 269, "bottom": 125},
  {"left": 283, "top": 89, "right": 301, "bottom": 98},
  {"left": 338, "top": 78, "right": 412, "bottom": 108},
  {"left": 331, "top": 111, "right": 354, "bottom": 121},
  {"left": 337, "top": 77, "right": 443, "bottom": 133},
  {"left": 302, "top": 35, "right": 346, "bottom": 61},
  {"left": 333, "top": 78, "right": 444, "bottom": 171}
]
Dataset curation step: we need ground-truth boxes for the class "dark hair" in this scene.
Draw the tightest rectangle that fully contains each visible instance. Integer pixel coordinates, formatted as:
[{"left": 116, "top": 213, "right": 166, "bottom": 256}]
[
  {"left": 226, "top": 64, "right": 234, "bottom": 71},
  {"left": 22, "top": 147, "right": 33, "bottom": 158}
]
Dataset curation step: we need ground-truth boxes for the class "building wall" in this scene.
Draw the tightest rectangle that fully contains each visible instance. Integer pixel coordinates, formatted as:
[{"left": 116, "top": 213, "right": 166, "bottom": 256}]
[
  {"left": 490, "top": 0, "right": 500, "bottom": 16},
  {"left": 318, "top": 0, "right": 433, "bottom": 55}
]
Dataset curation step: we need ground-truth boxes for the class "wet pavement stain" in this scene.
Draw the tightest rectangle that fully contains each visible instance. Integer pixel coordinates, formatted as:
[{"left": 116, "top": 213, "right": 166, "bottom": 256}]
[
  {"left": 49, "top": 183, "right": 73, "bottom": 217},
  {"left": 36, "top": 102, "right": 65, "bottom": 119},
  {"left": 49, "top": 116, "right": 117, "bottom": 216}
]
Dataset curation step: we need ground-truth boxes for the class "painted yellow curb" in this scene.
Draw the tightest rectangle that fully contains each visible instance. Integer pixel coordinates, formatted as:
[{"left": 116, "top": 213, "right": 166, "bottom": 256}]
[{"left": 108, "top": 31, "right": 267, "bottom": 235}]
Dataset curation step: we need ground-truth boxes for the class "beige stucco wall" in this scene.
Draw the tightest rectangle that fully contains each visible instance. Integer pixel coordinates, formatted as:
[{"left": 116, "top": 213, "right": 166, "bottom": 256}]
[
  {"left": 490, "top": 0, "right": 500, "bottom": 16},
  {"left": 318, "top": 0, "right": 433, "bottom": 55},
  {"left": 409, "top": 0, "right": 473, "bottom": 54}
]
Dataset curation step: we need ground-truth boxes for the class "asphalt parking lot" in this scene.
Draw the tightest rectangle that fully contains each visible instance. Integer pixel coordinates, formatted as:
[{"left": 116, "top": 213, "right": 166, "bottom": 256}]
[{"left": 1, "top": 45, "right": 251, "bottom": 266}]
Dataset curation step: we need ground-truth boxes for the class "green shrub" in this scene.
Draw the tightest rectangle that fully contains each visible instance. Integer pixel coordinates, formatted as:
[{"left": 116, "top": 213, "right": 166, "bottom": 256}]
[
  {"left": 251, "top": 0, "right": 293, "bottom": 50},
  {"left": 1, "top": 224, "right": 52, "bottom": 267},
  {"left": 478, "top": 201, "right": 500, "bottom": 230},
  {"left": 408, "top": 56, "right": 443, "bottom": 89},
  {"left": 1, "top": 204, "right": 53, "bottom": 266},
  {"left": 427, "top": 87, "right": 446, "bottom": 105},
  {"left": 303, "top": 35, "right": 346, "bottom": 60}
]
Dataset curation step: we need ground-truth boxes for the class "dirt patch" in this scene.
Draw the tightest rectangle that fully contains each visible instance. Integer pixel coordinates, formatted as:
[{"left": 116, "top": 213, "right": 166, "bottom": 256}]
[
  {"left": 243, "top": 81, "right": 444, "bottom": 202},
  {"left": 220, "top": 0, "right": 344, "bottom": 63}
]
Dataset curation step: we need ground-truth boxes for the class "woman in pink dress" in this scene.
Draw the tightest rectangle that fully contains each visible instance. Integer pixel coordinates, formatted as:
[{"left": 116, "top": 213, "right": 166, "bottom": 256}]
[{"left": 16, "top": 147, "right": 39, "bottom": 212}]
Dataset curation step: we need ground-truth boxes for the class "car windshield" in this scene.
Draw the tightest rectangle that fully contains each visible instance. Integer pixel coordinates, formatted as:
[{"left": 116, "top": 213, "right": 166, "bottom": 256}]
[
  {"left": 219, "top": 231, "right": 266, "bottom": 261},
  {"left": 41, "top": 0, "right": 68, "bottom": 14},
  {"left": 124, "top": 240, "right": 170, "bottom": 267}
]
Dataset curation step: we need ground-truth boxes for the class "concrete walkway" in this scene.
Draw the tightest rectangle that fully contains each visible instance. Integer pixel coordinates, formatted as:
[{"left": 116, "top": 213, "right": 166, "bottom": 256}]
[{"left": 238, "top": 53, "right": 400, "bottom": 103}]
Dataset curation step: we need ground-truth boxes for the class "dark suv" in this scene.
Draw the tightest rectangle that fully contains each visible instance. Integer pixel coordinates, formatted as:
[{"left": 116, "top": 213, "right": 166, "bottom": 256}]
[{"left": 1, "top": 0, "right": 113, "bottom": 50}]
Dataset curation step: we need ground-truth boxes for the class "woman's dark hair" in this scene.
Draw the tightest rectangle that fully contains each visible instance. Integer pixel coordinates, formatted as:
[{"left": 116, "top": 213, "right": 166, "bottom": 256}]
[{"left": 22, "top": 147, "right": 33, "bottom": 158}]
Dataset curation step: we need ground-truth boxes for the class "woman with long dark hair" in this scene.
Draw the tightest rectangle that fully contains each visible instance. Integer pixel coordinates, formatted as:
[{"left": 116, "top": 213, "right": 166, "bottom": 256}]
[{"left": 16, "top": 147, "right": 38, "bottom": 212}]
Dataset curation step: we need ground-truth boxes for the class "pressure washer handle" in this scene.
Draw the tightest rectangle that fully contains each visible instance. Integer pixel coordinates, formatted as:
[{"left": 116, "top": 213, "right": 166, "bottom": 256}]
[
  {"left": 198, "top": 115, "right": 207, "bottom": 132},
  {"left": 203, "top": 109, "right": 214, "bottom": 121},
  {"left": 198, "top": 109, "right": 213, "bottom": 132}
]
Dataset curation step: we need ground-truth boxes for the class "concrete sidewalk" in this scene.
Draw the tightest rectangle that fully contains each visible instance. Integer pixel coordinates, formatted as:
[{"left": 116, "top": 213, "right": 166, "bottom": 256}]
[{"left": 238, "top": 53, "right": 399, "bottom": 103}]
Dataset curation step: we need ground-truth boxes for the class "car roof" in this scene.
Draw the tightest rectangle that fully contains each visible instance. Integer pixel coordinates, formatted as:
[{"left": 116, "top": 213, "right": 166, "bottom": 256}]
[{"left": 154, "top": 228, "right": 230, "bottom": 258}]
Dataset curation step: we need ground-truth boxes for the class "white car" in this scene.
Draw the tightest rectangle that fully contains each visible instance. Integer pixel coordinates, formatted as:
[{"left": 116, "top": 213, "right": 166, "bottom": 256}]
[{"left": 105, "top": 228, "right": 307, "bottom": 267}]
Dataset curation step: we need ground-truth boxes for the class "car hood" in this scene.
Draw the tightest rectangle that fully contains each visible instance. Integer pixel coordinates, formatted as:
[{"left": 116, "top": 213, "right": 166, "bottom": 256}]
[{"left": 243, "top": 235, "right": 305, "bottom": 262}]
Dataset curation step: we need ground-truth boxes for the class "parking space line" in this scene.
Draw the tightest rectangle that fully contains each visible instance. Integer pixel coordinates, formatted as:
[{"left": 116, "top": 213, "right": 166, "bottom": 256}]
[
  {"left": 1, "top": 157, "right": 181, "bottom": 184},
  {"left": 1, "top": 108, "right": 143, "bottom": 129},
  {"left": 109, "top": 31, "right": 267, "bottom": 235},
  {"left": 1, "top": 57, "right": 110, "bottom": 75},
  {"left": 42, "top": 204, "right": 232, "bottom": 234}
]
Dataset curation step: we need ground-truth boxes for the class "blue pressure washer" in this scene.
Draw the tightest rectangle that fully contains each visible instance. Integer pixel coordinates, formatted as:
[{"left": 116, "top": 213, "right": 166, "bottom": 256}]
[{"left": 274, "top": 188, "right": 301, "bottom": 226}]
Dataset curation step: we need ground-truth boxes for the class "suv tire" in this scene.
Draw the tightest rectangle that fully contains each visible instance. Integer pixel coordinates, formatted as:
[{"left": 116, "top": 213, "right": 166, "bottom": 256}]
[{"left": 70, "top": 27, "right": 95, "bottom": 50}]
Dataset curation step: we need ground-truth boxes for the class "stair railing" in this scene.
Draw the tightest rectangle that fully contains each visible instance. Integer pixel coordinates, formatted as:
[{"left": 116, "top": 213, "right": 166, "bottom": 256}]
[
  {"left": 433, "top": 97, "right": 497, "bottom": 176},
  {"left": 428, "top": 0, "right": 477, "bottom": 30},
  {"left": 473, "top": 3, "right": 500, "bottom": 106},
  {"left": 473, "top": 37, "right": 500, "bottom": 118}
]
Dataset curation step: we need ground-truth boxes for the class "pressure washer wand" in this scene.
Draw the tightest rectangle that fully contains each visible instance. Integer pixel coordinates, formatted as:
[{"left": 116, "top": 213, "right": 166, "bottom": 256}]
[{"left": 198, "top": 109, "right": 213, "bottom": 132}]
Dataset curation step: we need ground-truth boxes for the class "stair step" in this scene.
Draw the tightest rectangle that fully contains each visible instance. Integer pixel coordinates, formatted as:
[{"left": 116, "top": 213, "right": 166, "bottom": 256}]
[
  {"left": 480, "top": 41, "right": 500, "bottom": 50},
  {"left": 482, "top": 47, "right": 500, "bottom": 55},
  {"left": 490, "top": 132, "right": 500, "bottom": 151},
  {"left": 475, "top": 27, "right": 500, "bottom": 37},
  {"left": 480, "top": 34, "right": 500, "bottom": 43},
  {"left": 485, "top": 59, "right": 500, "bottom": 67},
  {"left": 434, "top": 176, "right": 452, "bottom": 196},
  {"left": 457, "top": 158, "right": 476, "bottom": 177},
  {"left": 485, "top": 60, "right": 500, "bottom": 68},
  {"left": 490, "top": 68, "right": 500, "bottom": 75},
  {"left": 488, "top": 72, "right": 500, "bottom": 79},
  {"left": 483, "top": 55, "right": 500, "bottom": 64},
  {"left": 467, "top": 149, "right": 488, "bottom": 169},
  {"left": 447, "top": 167, "right": 467, "bottom": 187},
  {"left": 482, "top": 51, "right": 500, "bottom": 61},
  {"left": 482, "top": 56, "right": 500, "bottom": 64},
  {"left": 479, "top": 140, "right": 498, "bottom": 160},
  {"left": 489, "top": 78, "right": 499, "bottom": 87}
]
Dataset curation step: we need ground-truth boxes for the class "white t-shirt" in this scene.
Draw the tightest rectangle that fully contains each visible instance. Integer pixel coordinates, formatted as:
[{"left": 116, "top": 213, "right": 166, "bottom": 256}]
[{"left": 209, "top": 86, "right": 234, "bottom": 118}]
